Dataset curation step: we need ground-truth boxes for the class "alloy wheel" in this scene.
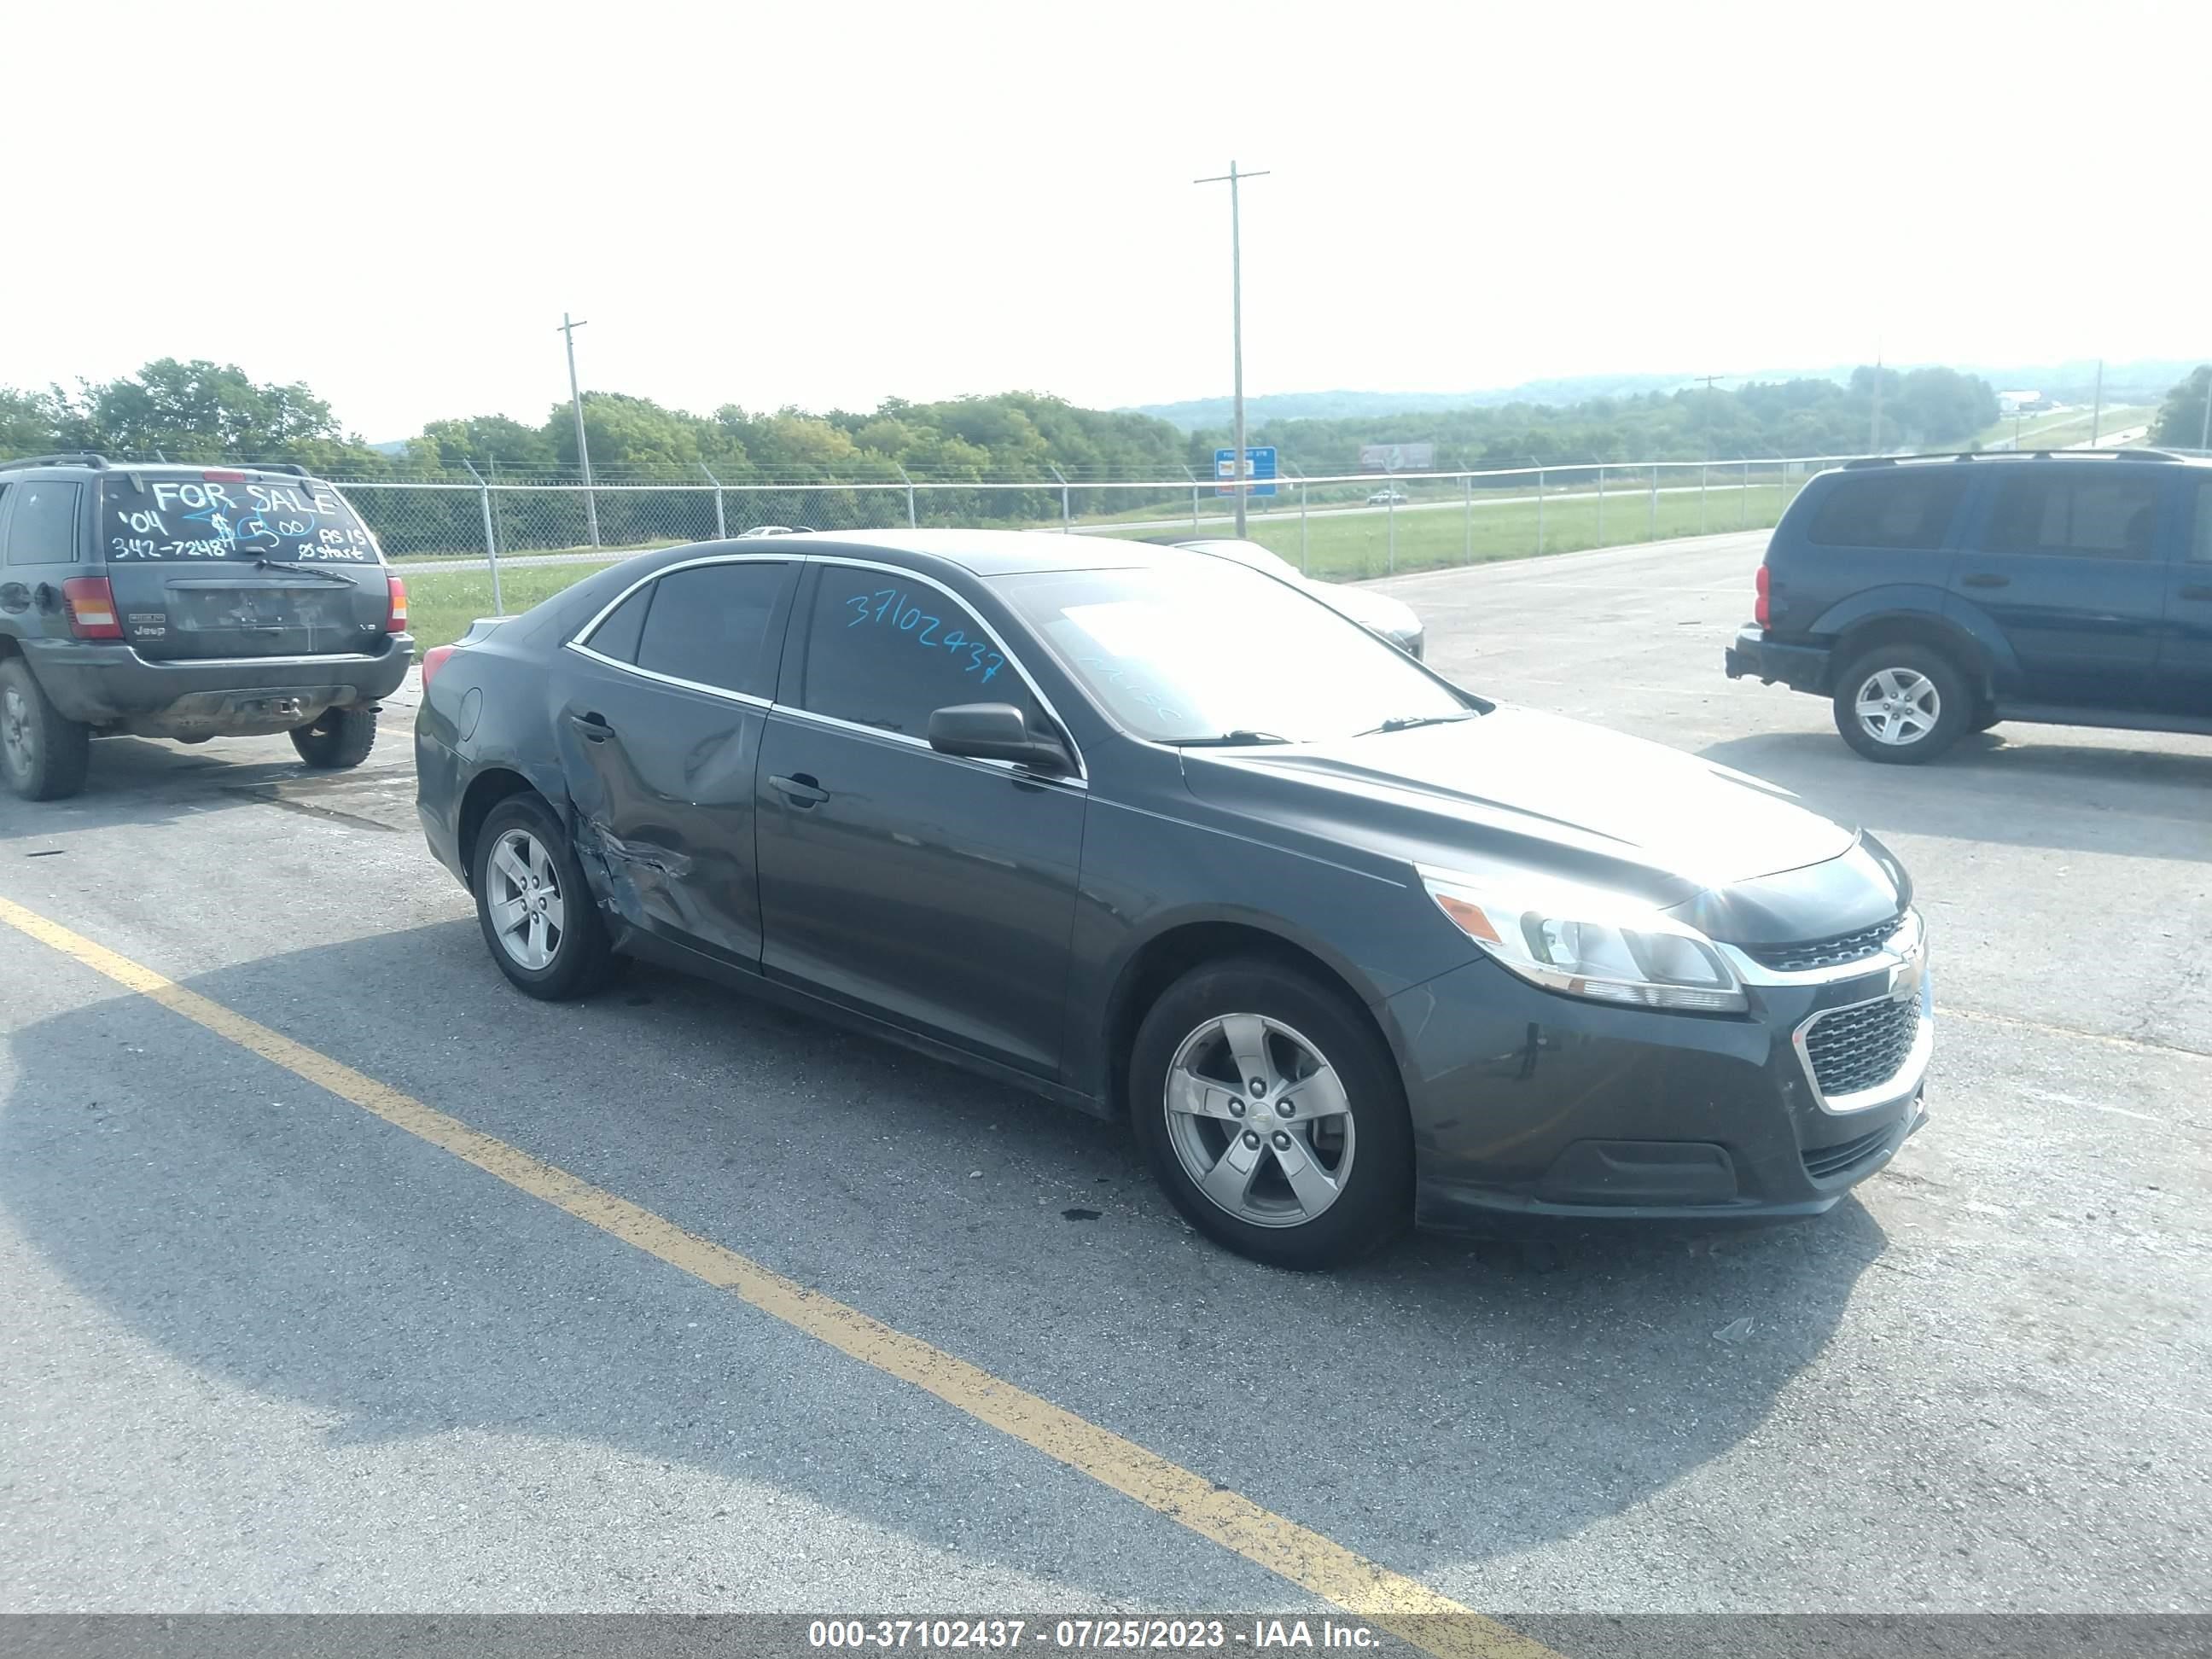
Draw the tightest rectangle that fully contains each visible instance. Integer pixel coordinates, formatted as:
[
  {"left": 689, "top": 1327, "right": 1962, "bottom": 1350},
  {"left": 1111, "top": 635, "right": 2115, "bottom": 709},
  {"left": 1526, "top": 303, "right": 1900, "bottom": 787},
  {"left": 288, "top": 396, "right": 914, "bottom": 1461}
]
[
  {"left": 1163, "top": 1012, "right": 1357, "bottom": 1229},
  {"left": 1854, "top": 667, "right": 1941, "bottom": 747},
  {"left": 486, "top": 828, "right": 568, "bottom": 971}
]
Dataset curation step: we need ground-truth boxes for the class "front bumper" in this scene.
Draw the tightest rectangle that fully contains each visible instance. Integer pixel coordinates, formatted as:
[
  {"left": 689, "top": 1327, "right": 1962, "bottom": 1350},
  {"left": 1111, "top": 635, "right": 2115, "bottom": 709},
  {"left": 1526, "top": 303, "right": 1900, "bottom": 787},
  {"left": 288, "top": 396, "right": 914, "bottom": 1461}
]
[
  {"left": 1724, "top": 626, "right": 1830, "bottom": 696},
  {"left": 23, "top": 635, "right": 415, "bottom": 736},
  {"left": 1389, "top": 946, "right": 1930, "bottom": 1231}
]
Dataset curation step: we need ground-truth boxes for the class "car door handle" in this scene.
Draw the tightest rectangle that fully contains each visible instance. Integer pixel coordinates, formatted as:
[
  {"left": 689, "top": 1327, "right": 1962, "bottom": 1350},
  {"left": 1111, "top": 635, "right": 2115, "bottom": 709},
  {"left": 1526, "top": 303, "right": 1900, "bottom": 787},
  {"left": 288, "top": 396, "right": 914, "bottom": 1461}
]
[
  {"left": 2179, "top": 584, "right": 2212, "bottom": 602},
  {"left": 1960, "top": 573, "right": 2010, "bottom": 589},
  {"left": 768, "top": 772, "right": 830, "bottom": 806},
  {"left": 568, "top": 710, "right": 613, "bottom": 742}
]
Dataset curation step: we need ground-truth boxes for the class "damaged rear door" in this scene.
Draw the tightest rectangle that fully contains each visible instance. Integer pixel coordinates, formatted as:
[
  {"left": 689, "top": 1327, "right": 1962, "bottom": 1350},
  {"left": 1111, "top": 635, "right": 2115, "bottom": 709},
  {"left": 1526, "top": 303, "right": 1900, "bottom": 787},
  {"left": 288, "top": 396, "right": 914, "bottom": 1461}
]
[{"left": 552, "top": 556, "right": 799, "bottom": 969}]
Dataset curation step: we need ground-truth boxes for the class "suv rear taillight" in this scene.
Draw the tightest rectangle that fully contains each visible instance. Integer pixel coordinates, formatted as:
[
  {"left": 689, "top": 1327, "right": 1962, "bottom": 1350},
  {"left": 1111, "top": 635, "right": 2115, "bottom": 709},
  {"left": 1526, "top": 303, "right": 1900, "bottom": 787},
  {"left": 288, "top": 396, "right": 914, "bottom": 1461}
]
[
  {"left": 420, "top": 643, "right": 457, "bottom": 690},
  {"left": 386, "top": 575, "right": 408, "bottom": 632},
  {"left": 61, "top": 577, "right": 123, "bottom": 640},
  {"left": 1754, "top": 564, "right": 1771, "bottom": 629}
]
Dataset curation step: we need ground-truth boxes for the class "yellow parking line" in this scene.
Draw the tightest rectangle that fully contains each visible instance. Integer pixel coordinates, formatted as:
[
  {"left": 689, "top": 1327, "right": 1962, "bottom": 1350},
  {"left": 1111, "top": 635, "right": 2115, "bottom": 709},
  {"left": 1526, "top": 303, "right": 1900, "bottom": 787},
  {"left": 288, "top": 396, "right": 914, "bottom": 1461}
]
[{"left": 0, "top": 894, "right": 1557, "bottom": 1659}]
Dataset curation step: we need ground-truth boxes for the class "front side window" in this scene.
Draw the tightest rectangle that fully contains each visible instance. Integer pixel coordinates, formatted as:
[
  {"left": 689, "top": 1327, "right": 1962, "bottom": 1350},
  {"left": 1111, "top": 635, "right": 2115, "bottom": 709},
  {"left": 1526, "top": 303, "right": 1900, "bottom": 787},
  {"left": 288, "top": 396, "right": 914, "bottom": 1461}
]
[
  {"left": 800, "top": 563, "right": 1037, "bottom": 737},
  {"left": 1982, "top": 472, "right": 2161, "bottom": 559},
  {"left": 2193, "top": 480, "right": 2212, "bottom": 564},
  {"left": 631, "top": 562, "right": 790, "bottom": 697},
  {"left": 994, "top": 558, "right": 1464, "bottom": 744},
  {"left": 1805, "top": 471, "right": 1966, "bottom": 550},
  {"left": 6, "top": 480, "right": 82, "bottom": 566}
]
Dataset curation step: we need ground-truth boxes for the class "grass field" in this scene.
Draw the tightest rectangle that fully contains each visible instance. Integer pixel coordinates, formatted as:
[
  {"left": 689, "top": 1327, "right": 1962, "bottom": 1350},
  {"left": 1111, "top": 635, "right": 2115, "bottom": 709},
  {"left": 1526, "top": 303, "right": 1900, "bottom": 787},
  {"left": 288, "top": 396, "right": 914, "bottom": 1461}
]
[
  {"left": 397, "top": 476, "right": 1806, "bottom": 648},
  {"left": 403, "top": 559, "right": 625, "bottom": 650},
  {"left": 1237, "top": 480, "right": 1801, "bottom": 579}
]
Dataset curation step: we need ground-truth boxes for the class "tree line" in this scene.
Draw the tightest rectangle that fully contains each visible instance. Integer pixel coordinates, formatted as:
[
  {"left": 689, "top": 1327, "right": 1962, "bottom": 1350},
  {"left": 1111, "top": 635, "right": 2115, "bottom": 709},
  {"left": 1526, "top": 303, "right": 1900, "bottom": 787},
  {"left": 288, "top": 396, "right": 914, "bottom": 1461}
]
[
  {"left": 2151, "top": 367, "right": 2212, "bottom": 451},
  {"left": 3, "top": 358, "right": 2017, "bottom": 485}
]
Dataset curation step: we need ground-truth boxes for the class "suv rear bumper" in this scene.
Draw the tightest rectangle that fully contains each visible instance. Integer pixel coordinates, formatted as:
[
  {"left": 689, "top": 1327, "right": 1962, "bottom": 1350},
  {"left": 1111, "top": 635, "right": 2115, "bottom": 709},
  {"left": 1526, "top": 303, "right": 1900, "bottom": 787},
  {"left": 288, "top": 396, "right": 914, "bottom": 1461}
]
[
  {"left": 21, "top": 635, "right": 414, "bottom": 738},
  {"left": 1725, "top": 626, "right": 1830, "bottom": 695}
]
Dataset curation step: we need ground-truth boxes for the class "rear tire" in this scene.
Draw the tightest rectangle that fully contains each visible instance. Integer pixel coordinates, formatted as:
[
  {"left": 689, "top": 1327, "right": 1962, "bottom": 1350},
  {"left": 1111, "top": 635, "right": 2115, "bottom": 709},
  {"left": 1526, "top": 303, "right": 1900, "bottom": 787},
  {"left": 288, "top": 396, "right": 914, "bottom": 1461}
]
[
  {"left": 1130, "top": 958, "right": 1412, "bottom": 1270},
  {"left": 290, "top": 706, "right": 378, "bottom": 769},
  {"left": 0, "top": 657, "right": 91, "bottom": 801},
  {"left": 1832, "top": 643, "right": 1972, "bottom": 765},
  {"left": 472, "top": 793, "right": 614, "bottom": 1000}
]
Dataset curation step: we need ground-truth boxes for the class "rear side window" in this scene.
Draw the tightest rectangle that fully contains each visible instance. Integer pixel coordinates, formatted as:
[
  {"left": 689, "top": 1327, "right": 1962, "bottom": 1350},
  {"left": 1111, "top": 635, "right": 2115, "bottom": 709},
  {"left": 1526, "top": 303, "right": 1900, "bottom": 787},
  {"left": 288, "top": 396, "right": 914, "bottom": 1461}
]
[
  {"left": 98, "top": 475, "right": 379, "bottom": 564},
  {"left": 5, "top": 480, "right": 83, "bottom": 566},
  {"left": 2192, "top": 480, "right": 2212, "bottom": 564},
  {"left": 1982, "top": 472, "right": 2161, "bottom": 560},
  {"left": 1805, "top": 471, "right": 1967, "bottom": 550},
  {"left": 632, "top": 562, "right": 790, "bottom": 697},
  {"left": 580, "top": 585, "right": 653, "bottom": 663}
]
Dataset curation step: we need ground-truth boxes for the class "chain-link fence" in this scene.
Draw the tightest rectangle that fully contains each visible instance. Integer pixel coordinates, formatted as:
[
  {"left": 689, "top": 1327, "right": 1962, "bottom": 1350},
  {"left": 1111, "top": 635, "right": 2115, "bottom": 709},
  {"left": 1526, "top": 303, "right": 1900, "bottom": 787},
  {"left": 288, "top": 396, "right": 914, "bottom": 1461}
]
[{"left": 349, "top": 454, "right": 1865, "bottom": 591}]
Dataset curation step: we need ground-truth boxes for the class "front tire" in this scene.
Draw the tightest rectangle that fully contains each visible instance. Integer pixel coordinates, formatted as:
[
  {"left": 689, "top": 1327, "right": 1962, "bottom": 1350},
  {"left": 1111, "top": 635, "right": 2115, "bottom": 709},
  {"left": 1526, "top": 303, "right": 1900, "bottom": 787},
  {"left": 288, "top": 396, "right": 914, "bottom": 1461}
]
[
  {"left": 1832, "top": 643, "right": 1972, "bottom": 765},
  {"left": 472, "top": 794, "right": 614, "bottom": 999},
  {"left": 1130, "top": 958, "right": 1412, "bottom": 1269},
  {"left": 0, "top": 656, "right": 91, "bottom": 801},
  {"left": 290, "top": 706, "right": 377, "bottom": 769}
]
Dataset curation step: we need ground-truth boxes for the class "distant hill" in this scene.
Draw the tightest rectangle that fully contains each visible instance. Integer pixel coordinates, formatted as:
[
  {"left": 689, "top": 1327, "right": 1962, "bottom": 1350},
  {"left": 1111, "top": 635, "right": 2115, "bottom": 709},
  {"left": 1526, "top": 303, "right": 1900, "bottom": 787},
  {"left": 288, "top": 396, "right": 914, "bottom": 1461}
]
[
  {"left": 1959, "top": 358, "right": 2201, "bottom": 405},
  {"left": 1129, "top": 376, "right": 1699, "bottom": 431},
  {"left": 1132, "top": 357, "right": 2209, "bottom": 434}
]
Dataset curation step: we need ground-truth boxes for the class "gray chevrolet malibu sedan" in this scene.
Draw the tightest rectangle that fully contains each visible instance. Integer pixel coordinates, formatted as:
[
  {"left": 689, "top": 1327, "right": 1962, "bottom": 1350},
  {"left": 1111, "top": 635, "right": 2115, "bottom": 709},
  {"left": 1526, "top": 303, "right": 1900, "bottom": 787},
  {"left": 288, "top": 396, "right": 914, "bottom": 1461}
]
[{"left": 414, "top": 531, "right": 1930, "bottom": 1268}]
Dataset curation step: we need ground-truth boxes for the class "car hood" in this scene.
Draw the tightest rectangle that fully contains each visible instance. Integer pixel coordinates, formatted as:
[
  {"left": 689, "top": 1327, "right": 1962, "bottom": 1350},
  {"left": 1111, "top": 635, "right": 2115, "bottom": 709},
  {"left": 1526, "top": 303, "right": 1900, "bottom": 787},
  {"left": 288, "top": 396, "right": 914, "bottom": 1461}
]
[
  {"left": 1307, "top": 579, "right": 1418, "bottom": 638},
  {"left": 1179, "top": 707, "right": 1901, "bottom": 939}
]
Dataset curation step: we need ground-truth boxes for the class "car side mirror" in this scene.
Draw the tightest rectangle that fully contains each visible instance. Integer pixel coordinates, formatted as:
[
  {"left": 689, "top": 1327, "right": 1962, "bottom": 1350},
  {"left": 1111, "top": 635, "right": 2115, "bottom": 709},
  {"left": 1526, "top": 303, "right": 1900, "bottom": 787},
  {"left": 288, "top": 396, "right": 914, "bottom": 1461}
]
[{"left": 928, "top": 702, "right": 1073, "bottom": 774}]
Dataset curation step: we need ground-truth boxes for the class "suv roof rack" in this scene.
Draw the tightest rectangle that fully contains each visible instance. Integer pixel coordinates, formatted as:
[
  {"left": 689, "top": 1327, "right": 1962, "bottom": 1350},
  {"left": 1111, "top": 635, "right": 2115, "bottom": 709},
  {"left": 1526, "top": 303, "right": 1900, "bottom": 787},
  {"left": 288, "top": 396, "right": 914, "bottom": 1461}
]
[
  {"left": 0, "top": 451, "right": 112, "bottom": 473},
  {"left": 0, "top": 453, "right": 319, "bottom": 479},
  {"left": 1844, "top": 448, "right": 2186, "bottom": 469}
]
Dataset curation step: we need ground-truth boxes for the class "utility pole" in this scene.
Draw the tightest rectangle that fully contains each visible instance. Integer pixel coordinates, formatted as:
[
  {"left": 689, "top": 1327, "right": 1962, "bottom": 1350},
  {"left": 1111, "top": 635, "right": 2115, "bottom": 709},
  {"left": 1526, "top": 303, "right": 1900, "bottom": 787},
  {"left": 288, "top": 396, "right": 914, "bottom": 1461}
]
[
  {"left": 1196, "top": 161, "right": 1269, "bottom": 537},
  {"left": 2199, "top": 365, "right": 2211, "bottom": 453},
  {"left": 1696, "top": 375, "right": 1723, "bottom": 459},
  {"left": 2091, "top": 358, "right": 2104, "bottom": 447},
  {"left": 557, "top": 311, "right": 601, "bottom": 548}
]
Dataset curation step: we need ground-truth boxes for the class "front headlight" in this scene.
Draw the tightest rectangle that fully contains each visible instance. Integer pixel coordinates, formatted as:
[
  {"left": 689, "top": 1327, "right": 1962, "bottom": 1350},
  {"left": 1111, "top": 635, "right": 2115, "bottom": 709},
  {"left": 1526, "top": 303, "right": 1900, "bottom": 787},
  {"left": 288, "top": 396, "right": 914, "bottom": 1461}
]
[{"left": 1418, "top": 867, "right": 1747, "bottom": 1013}]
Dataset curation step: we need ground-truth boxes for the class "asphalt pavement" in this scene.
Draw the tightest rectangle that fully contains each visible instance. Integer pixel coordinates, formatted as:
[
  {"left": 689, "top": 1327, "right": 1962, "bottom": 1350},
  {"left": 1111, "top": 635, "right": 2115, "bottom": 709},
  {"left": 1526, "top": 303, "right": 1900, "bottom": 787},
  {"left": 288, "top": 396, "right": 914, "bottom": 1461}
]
[{"left": 2, "top": 530, "right": 2206, "bottom": 1622}]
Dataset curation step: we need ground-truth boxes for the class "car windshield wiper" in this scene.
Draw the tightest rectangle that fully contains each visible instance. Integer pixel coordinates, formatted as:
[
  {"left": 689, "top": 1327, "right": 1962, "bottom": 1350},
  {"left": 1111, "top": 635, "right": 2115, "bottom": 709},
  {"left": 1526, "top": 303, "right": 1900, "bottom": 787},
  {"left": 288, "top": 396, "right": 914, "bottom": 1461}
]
[
  {"left": 251, "top": 556, "right": 355, "bottom": 583},
  {"left": 1352, "top": 712, "right": 1478, "bottom": 736},
  {"left": 1167, "top": 730, "right": 1295, "bottom": 748}
]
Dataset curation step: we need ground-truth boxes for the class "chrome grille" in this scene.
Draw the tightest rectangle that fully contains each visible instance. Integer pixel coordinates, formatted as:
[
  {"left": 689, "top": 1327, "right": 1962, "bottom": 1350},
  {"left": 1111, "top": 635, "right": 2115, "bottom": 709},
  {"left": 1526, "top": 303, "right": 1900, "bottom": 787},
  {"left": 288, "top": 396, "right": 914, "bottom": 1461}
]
[
  {"left": 1743, "top": 917, "right": 1901, "bottom": 974},
  {"left": 1802, "top": 996, "right": 1920, "bottom": 1098}
]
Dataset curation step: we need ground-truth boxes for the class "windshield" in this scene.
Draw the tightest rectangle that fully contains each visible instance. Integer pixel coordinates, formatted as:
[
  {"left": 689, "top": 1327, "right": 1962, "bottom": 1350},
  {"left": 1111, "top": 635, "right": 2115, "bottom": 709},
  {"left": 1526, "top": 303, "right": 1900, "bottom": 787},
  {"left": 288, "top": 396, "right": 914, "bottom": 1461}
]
[
  {"left": 99, "top": 474, "right": 381, "bottom": 564},
  {"left": 994, "top": 560, "right": 1467, "bottom": 743}
]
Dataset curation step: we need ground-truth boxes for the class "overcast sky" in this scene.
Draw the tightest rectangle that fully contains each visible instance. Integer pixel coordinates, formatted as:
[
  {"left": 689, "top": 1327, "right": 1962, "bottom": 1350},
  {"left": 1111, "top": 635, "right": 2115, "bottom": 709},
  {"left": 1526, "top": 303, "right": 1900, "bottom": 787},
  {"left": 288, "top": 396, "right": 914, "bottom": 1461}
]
[{"left": 7, "top": 0, "right": 2205, "bottom": 439}]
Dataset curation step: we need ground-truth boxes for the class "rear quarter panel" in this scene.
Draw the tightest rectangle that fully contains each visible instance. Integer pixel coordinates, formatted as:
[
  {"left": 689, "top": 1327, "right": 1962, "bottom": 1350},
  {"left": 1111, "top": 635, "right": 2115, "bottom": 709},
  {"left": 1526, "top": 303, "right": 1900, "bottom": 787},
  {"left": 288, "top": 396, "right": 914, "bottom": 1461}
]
[
  {"left": 415, "top": 564, "right": 647, "bottom": 887},
  {"left": 1767, "top": 470, "right": 1965, "bottom": 642}
]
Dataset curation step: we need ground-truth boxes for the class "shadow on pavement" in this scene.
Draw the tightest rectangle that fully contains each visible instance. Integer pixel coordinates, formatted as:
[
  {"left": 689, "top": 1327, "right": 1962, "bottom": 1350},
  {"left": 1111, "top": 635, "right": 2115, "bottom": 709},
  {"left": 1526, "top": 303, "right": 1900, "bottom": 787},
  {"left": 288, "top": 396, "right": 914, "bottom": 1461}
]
[
  {"left": 0, "top": 734, "right": 416, "bottom": 847},
  {"left": 1, "top": 917, "right": 1883, "bottom": 1594}
]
